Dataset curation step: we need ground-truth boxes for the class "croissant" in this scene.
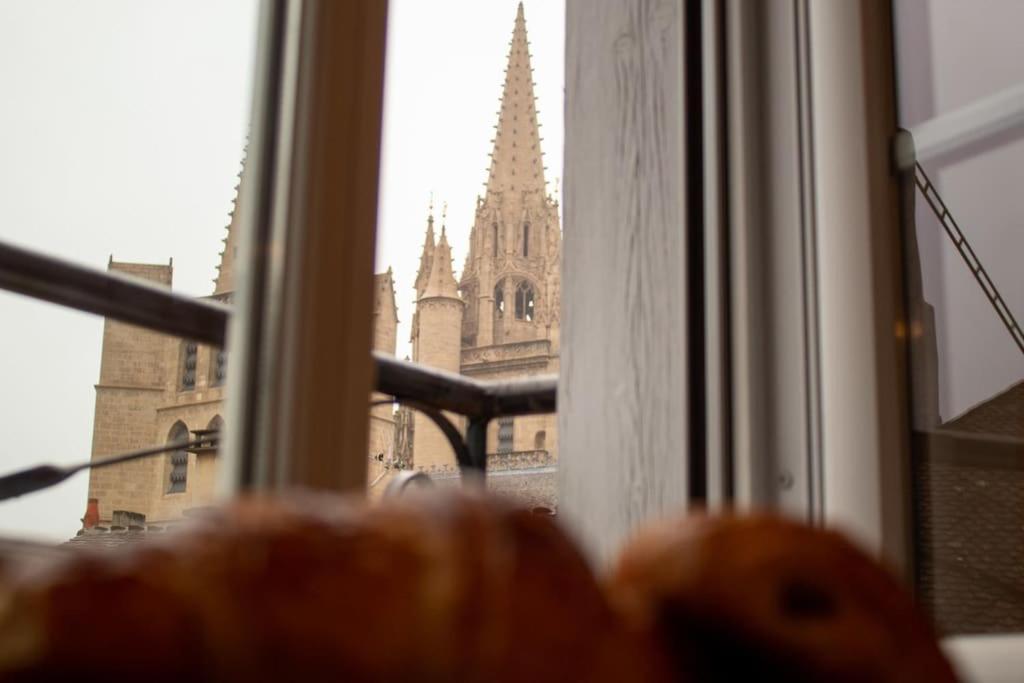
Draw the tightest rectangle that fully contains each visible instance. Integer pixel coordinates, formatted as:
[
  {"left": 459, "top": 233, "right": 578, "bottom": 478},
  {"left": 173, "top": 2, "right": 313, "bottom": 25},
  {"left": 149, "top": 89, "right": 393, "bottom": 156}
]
[
  {"left": 0, "top": 491, "right": 663, "bottom": 683},
  {"left": 0, "top": 492, "right": 956, "bottom": 682}
]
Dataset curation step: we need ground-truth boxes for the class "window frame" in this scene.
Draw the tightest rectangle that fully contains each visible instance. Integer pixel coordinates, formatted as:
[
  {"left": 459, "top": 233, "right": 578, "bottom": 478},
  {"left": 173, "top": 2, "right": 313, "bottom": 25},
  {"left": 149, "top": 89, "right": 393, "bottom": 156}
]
[
  {"left": 795, "top": 1, "right": 1023, "bottom": 678},
  {"left": 0, "top": 0, "right": 556, "bottom": 508},
  {"left": 4, "top": 0, "right": 1008, "bottom": 675}
]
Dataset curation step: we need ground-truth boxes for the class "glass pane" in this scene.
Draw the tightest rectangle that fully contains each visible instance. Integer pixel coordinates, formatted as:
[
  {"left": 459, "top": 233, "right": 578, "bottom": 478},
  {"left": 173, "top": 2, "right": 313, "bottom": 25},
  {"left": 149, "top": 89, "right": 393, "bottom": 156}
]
[
  {"left": 895, "top": 0, "right": 1024, "bottom": 635},
  {"left": 370, "top": 1, "right": 563, "bottom": 505},
  {"left": 0, "top": 2, "right": 257, "bottom": 543}
]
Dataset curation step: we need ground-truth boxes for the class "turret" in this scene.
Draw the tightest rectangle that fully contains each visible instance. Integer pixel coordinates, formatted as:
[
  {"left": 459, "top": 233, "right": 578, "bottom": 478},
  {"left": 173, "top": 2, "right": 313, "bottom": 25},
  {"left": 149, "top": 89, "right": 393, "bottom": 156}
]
[
  {"left": 413, "top": 212, "right": 436, "bottom": 300},
  {"left": 412, "top": 222, "right": 464, "bottom": 470}
]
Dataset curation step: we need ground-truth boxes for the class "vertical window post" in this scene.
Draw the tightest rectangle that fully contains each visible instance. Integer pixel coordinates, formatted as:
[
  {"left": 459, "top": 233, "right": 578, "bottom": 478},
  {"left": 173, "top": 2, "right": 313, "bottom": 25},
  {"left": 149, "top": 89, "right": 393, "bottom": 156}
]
[
  {"left": 221, "top": 0, "right": 389, "bottom": 494},
  {"left": 561, "top": 0, "right": 688, "bottom": 560}
]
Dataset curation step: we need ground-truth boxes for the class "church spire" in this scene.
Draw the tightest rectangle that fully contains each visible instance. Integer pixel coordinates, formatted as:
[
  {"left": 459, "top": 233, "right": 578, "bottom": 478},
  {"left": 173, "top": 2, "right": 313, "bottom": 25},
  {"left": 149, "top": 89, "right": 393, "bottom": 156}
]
[
  {"left": 485, "top": 2, "right": 546, "bottom": 197},
  {"left": 422, "top": 220, "right": 459, "bottom": 300},
  {"left": 413, "top": 204, "right": 436, "bottom": 298},
  {"left": 213, "top": 158, "right": 246, "bottom": 296}
]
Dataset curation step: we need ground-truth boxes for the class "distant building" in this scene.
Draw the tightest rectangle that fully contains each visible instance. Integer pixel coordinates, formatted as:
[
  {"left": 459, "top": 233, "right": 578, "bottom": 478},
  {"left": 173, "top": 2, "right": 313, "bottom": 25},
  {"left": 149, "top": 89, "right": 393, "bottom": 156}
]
[
  {"left": 83, "top": 3, "right": 557, "bottom": 528},
  {"left": 372, "top": 3, "right": 559, "bottom": 501}
]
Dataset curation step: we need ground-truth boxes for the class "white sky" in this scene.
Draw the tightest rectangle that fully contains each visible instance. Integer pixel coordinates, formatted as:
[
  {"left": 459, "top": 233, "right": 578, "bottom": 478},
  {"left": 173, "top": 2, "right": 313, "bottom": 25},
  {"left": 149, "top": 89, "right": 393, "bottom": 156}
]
[
  {"left": 0, "top": 0, "right": 563, "bottom": 541},
  {"left": 377, "top": 1, "right": 565, "bottom": 360}
]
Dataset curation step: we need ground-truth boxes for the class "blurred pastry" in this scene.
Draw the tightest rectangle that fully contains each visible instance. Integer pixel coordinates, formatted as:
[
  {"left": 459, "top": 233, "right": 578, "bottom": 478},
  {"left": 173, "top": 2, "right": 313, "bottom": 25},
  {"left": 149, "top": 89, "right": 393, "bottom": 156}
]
[
  {"left": 0, "top": 491, "right": 660, "bottom": 683},
  {"left": 608, "top": 513, "right": 958, "bottom": 682}
]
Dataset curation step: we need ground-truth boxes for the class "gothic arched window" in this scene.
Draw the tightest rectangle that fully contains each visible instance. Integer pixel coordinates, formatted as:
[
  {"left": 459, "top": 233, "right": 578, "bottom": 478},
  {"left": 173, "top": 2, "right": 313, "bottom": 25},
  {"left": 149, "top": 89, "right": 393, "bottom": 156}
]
[
  {"left": 205, "top": 415, "right": 224, "bottom": 454},
  {"left": 167, "top": 421, "right": 189, "bottom": 493},
  {"left": 180, "top": 341, "right": 197, "bottom": 390},
  {"left": 497, "top": 417, "right": 514, "bottom": 454},
  {"left": 494, "top": 280, "right": 505, "bottom": 316},
  {"left": 514, "top": 281, "right": 535, "bottom": 321},
  {"left": 207, "top": 414, "right": 224, "bottom": 434},
  {"left": 492, "top": 222, "right": 499, "bottom": 257},
  {"left": 210, "top": 348, "right": 227, "bottom": 387},
  {"left": 523, "top": 222, "right": 530, "bottom": 257}
]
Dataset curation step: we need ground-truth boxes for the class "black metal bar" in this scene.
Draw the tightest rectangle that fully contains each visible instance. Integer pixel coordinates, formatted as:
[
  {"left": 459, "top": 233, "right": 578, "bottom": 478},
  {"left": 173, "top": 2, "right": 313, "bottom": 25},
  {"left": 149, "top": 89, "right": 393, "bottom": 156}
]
[
  {"left": 0, "top": 351, "right": 556, "bottom": 499},
  {"left": 374, "top": 352, "right": 557, "bottom": 418},
  {"left": 0, "top": 436, "right": 217, "bottom": 502},
  {"left": 370, "top": 398, "right": 472, "bottom": 470},
  {"left": 685, "top": 0, "right": 708, "bottom": 502},
  {"left": 375, "top": 353, "right": 491, "bottom": 417},
  {"left": 0, "top": 241, "right": 230, "bottom": 347},
  {"left": 480, "top": 375, "right": 558, "bottom": 417},
  {"left": 0, "top": 239, "right": 557, "bottom": 419},
  {"left": 0, "top": 237, "right": 558, "bottom": 490},
  {"left": 402, "top": 401, "right": 473, "bottom": 470},
  {"left": 465, "top": 417, "right": 490, "bottom": 472}
]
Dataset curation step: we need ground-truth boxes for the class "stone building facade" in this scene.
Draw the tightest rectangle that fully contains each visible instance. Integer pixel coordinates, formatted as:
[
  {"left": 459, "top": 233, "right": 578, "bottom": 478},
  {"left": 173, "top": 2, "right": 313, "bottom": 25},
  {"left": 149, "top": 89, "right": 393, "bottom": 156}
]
[{"left": 87, "top": 266, "right": 230, "bottom": 524}]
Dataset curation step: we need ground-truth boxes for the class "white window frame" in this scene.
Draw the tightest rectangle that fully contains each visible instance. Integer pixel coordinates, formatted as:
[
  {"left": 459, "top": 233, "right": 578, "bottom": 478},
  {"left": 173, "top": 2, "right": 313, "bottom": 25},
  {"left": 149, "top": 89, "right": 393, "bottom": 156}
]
[
  {"left": 766, "top": 2, "right": 1023, "bottom": 680},
  {"left": 562, "top": 0, "right": 1019, "bottom": 679}
]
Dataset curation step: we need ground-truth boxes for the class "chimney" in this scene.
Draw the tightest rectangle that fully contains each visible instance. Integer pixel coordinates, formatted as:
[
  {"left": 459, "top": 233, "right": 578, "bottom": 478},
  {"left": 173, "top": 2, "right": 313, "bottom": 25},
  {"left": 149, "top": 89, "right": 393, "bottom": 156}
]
[{"left": 82, "top": 498, "right": 100, "bottom": 529}]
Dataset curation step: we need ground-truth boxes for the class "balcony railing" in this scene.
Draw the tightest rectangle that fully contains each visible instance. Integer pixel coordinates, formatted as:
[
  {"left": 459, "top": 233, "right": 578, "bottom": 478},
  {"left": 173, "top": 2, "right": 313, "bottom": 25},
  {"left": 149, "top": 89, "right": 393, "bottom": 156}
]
[{"left": 0, "top": 239, "right": 555, "bottom": 501}]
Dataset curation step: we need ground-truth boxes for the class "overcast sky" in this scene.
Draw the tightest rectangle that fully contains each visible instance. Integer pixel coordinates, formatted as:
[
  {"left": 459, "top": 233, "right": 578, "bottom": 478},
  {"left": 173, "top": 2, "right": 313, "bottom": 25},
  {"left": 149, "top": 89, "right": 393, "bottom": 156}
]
[
  {"left": 0, "top": 0, "right": 563, "bottom": 541},
  {"left": 377, "top": 1, "right": 565, "bottom": 359}
]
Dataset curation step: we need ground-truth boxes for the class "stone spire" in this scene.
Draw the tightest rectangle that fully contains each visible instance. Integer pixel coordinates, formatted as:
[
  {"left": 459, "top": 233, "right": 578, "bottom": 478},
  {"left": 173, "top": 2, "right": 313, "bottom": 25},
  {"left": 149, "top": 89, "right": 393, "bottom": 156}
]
[
  {"left": 213, "top": 160, "right": 246, "bottom": 296},
  {"left": 413, "top": 208, "right": 436, "bottom": 298},
  {"left": 485, "top": 2, "right": 546, "bottom": 197},
  {"left": 422, "top": 223, "right": 459, "bottom": 300}
]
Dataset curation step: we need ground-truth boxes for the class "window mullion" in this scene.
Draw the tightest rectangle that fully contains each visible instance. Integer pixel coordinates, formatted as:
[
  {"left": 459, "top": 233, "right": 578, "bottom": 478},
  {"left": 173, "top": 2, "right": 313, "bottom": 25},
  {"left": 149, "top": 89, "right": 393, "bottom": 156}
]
[{"left": 221, "top": 0, "right": 389, "bottom": 495}]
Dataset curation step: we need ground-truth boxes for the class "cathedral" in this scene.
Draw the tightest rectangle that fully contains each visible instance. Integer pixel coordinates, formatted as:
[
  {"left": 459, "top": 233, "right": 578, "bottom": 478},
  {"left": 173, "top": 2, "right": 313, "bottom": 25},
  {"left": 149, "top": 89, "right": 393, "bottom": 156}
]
[{"left": 82, "top": 4, "right": 558, "bottom": 527}]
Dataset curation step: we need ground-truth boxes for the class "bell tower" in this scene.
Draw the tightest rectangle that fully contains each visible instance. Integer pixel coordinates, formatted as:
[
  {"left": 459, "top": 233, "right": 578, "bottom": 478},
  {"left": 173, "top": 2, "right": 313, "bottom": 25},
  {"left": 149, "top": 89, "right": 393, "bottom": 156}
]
[
  {"left": 459, "top": 2, "right": 561, "bottom": 350},
  {"left": 411, "top": 211, "right": 465, "bottom": 469}
]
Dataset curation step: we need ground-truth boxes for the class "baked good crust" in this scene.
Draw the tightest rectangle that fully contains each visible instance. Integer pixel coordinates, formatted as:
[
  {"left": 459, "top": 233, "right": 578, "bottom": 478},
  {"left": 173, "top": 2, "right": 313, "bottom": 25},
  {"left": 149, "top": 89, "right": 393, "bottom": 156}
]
[
  {"left": 609, "top": 512, "right": 958, "bottom": 683},
  {"left": 0, "top": 491, "right": 662, "bottom": 683}
]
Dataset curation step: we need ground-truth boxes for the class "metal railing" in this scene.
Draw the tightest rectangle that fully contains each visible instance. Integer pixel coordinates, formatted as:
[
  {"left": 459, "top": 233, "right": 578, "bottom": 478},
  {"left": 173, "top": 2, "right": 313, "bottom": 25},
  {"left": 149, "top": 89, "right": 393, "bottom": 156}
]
[{"left": 0, "top": 239, "right": 555, "bottom": 500}]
